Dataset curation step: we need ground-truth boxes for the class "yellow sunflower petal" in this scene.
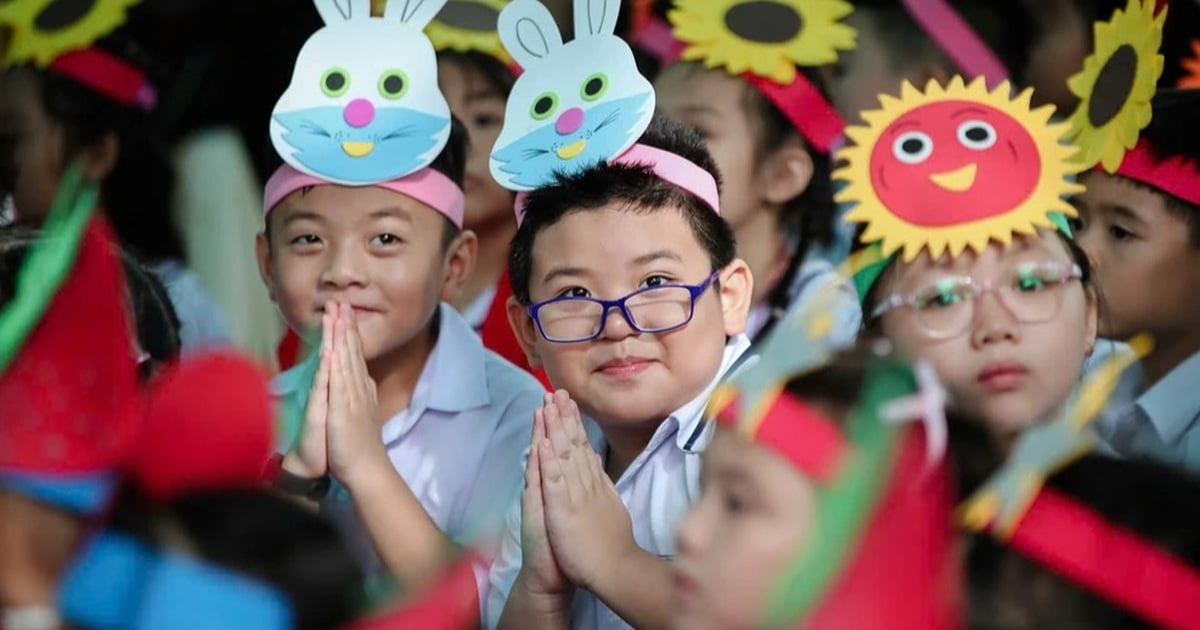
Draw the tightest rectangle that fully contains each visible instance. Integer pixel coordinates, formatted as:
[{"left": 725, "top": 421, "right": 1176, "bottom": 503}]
[{"left": 1, "top": 0, "right": 141, "bottom": 67}]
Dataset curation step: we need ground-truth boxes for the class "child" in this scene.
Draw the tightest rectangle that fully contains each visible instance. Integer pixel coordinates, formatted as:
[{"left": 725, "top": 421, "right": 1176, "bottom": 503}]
[
  {"left": 821, "top": 0, "right": 1036, "bottom": 123},
  {"left": 0, "top": 1, "right": 232, "bottom": 352},
  {"left": 961, "top": 371, "right": 1200, "bottom": 629},
  {"left": 437, "top": 50, "right": 518, "bottom": 329},
  {"left": 648, "top": 1, "right": 861, "bottom": 346},
  {"left": 258, "top": 0, "right": 544, "bottom": 592},
  {"left": 487, "top": 114, "right": 754, "bottom": 629},
  {"left": 1071, "top": 89, "right": 1200, "bottom": 474},
  {"left": 844, "top": 76, "right": 1098, "bottom": 448}
]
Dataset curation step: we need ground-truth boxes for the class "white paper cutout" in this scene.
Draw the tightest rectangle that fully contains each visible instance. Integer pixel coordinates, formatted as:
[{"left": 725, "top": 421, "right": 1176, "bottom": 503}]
[
  {"left": 489, "top": 0, "right": 655, "bottom": 191},
  {"left": 270, "top": 0, "right": 453, "bottom": 185}
]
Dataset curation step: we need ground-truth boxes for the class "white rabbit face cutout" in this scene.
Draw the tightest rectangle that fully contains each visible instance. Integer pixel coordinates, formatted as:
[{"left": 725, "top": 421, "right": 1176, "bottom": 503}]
[
  {"left": 271, "top": 0, "right": 452, "bottom": 185},
  {"left": 490, "top": 0, "right": 655, "bottom": 191}
]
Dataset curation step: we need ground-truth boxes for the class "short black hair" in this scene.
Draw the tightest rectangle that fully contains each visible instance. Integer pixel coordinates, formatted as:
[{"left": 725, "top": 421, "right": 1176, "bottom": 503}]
[
  {"left": 265, "top": 115, "right": 468, "bottom": 251},
  {"left": 967, "top": 455, "right": 1200, "bottom": 629},
  {"left": 106, "top": 487, "right": 362, "bottom": 630},
  {"left": 1131, "top": 89, "right": 1200, "bottom": 245},
  {"left": 509, "top": 115, "right": 736, "bottom": 305},
  {"left": 854, "top": 0, "right": 1036, "bottom": 86},
  {"left": 437, "top": 50, "right": 516, "bottom": 99}
]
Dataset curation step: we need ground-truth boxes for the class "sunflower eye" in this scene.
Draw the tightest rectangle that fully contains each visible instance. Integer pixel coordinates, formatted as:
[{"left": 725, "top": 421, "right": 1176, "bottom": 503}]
[
  {"left": 321, "top": 68, "right": 351, "bottom": 97},
  {"left": 581, "top": 73, "right": 609, "bottom": 101},
  {"left": 531, "top": 92, "right": 559, "bottom": 120},
  {"left": 893, "top": 131, "right": 934, "bottom": 165},
  {"left": 378, "top": 69, "right": 408, "bottom": 100},
  {"left": 957, "top": 120, "right": 997, "bottom": 150}
]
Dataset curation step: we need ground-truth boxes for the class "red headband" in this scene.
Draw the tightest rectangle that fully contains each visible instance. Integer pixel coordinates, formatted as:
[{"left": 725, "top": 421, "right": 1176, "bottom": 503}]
[
  {"left": 634, "top": 16, "right": 844, "bottom": 155},
  {"left": 993, "top": 487, "right": 1200, "bottom": 630},
  {"left": 1112, "top": 139, "right": 1200, "bottom": 207},
  {"left": 716, "top": 391, "right": 849, "bottom": 484},
  {"left": 48, "top": 47, "right": 157, "bottom": 112}
]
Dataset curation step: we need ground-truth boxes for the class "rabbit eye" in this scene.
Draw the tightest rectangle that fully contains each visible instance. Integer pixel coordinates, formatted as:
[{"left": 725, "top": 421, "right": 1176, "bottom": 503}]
[
  {"left": 379, "top": 69, "right": 408, "bottom": 100},
  {"left": 581, "top": 73, "right": 609, "bottom": 101},
  {"left": 531, "top": 92, "right": 559, "bottom": 121},
  {"left": 321, "top": 68, "right": 351, "bottom": 97}
]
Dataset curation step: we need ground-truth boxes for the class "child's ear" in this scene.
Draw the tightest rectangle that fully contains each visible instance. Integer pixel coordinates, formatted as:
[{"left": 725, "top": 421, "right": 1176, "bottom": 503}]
[
  {"left": 505, "top": 295, "right": 544, "bottom": 369},
  {"left": 761, "top": 139, "right": 814, "bottom": 206},
  {"left": 79, "top": 131, "right": 120, "bottom": 183},
  {"left": 440, "top": 228, "right": 478, "bottom": 303},
  {"left": 255, "top": 232, "right": 279, "bottom": 304},
  {"left": 717, "top": 259, "right": 754, "bottom": 337}
]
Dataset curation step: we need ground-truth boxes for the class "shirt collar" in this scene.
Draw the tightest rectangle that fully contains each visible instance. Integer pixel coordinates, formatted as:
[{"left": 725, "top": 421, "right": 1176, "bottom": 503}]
[
  {"left": 1138, "top": 348, "right": 1200, "bottom": 445},
  {"left": 674, "top": 334, "right": 754, "bottom": 453},
  {"left": 271, "top": 303, "right": 491, "bottom": 414}
]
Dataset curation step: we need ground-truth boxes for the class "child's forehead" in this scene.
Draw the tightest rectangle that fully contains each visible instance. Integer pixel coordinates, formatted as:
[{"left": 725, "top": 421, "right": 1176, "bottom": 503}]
[
  {"left": 532, "top": 205, "right": 709, "bottom": 266},
  {"left": 273, "top": 185, "right": 439, "bottom": 225},
  {"left": 892, "top": 232, "right": 1068, "bottom": 279}
]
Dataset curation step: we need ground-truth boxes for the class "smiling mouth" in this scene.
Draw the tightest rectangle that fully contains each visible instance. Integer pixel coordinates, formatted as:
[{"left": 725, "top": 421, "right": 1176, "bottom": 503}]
[
  {"left": 930, "top": 163, "right": 978, "bottom": 191},
  {"left": 343, "top": 141, "right": 375, "bottom": 158},
  {"left": 556, "top": 139, "right": 588, "bottom": 160}
]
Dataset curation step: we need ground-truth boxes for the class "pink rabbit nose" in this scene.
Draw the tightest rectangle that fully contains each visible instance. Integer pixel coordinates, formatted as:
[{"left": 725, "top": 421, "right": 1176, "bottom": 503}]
[
  {"left": 555, "top": 107, "right": 585, "bottom": 135},
  {"left": 344, "top": 98, "right": 375, "bottom": 128}
]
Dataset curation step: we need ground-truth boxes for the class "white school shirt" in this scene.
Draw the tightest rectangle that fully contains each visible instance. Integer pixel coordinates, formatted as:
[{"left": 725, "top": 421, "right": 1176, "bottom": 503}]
[
  {"left": 483, "top": 335, "right": 754, "bottom": 630},
  {"left": 272, "top": 303, "right": 545, "bottom": 575}
]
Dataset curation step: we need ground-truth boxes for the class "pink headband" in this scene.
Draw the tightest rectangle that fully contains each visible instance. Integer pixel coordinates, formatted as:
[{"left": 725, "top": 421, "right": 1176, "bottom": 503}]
[
  {"left": 1114, "top": 139, "right": 1200, "bottom": 207},
  {"left": 263, "top": 165, "right": 466, "bottom": 228},
  {"left": 900, "top": 0, "right": 1010, "bottom": 88},
  {"left": 514, "top": 143, "right": 720, "bottom": 225}
]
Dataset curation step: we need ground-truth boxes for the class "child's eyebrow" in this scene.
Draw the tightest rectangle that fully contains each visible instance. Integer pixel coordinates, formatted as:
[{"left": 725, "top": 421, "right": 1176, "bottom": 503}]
[
  {"left": 281, "top": 210, "right": 325, "bottom": 226},
  {"left": 1100, "top": 203, "right": 1148, "bottom": 227},
  {"left": 541, "top": 265, "right": 590, "bottom": 285},
  {"left": 675, "top": 104, "right": 719, "bottom": 117},
  {"left": 368, "top": 207, "right": 413, "bottom": 223},
  {"left": 631, "top": 249, "right": 683, "bottom": 267},
  {"left": 466, "top": 90, "right": 503, "bottom": 103}
]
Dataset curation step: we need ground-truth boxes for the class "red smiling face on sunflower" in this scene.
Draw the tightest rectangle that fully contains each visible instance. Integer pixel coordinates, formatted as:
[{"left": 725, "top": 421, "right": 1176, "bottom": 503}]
[
  {"left": 836, "top": 77, "right": 1083, "bottom": 262},
  {"left": 871, "top": 100, "right": 1042, "bottom": 228}
]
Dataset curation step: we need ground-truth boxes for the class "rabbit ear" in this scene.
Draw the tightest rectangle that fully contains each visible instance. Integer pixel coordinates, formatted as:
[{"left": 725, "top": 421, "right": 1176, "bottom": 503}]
[
  {"left": 384, "top": 0, "right": 448, "bottom": 29},
  {"left": 573, "top": 0, "right": 619, "bottom": 37},
  {"left": 498, "top": 0, "right": 564, "bottom": 69},
  {"left": 312, "top": 0, "right": 371, "bottom": 24}
]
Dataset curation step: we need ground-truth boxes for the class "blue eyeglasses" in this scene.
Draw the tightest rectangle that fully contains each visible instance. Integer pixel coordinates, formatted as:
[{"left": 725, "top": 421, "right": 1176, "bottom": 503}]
[{"left": 528, "top": 271, "right": 720, "bottom": 343}]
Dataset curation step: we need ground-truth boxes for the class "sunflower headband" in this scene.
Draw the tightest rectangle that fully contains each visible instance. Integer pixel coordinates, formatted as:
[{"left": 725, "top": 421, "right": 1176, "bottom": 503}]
[
  {"left": 1064, "top": 0, "right": 1167, "bottom": 173},
  {"left": 0, "top": 0, "right": 157, "bottom": 111},
  {"left": 710, "top": 297, "right": 957, "bottom": 628},
  {"left": 958, "top": 337, "right": 1200, "bottom": 630},
  {"left": 652, "top": 0, "right": 854, "bottom": 154},
  {"left": 834, "top": 76, "right": 1084, "bottom": 301},
  {"left": 424, "top": 0, "right": 513, "bottom": 65}
]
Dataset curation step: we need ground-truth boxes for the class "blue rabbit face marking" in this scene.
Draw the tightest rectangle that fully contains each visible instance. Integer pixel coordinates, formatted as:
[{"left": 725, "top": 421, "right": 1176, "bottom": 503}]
[
  {"left": 491, "top": 92, "right": 653, "bottom": 189},
  {"left": 273, "top": 106, "right": 450, "bottom": 185}
]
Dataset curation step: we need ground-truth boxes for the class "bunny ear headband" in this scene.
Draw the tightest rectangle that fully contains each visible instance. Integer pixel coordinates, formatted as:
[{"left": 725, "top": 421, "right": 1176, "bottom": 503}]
[
  {"left": 707, "top": 274, "right": 959, "bottom": 629},
  {"left": 835, "top": 77, "right": 1085, "bottom": 301},
  {"left": 959, "top": 336, "right": 1200, "bottom": 630},
  {"left": 0, "top": 0, "right": 157, "bottom": 111},
  {"left": 0, "top": 167, "right": 291, "bottom": 628},
  {"left": 488, "top": 0, "right": 717, "bottom": 222},
  {"left": 267, "top": 0, "right": 466, "bottom": 227}
]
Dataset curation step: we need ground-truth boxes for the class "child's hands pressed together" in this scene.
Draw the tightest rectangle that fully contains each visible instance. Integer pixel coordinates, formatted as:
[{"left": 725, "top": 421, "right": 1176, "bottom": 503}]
[
  {"left": 537, "top": 390, "right": 638, "bottom": 593},
  {"left": 515, "top": 396, "right": 573, "bottom": 599},
  {"left": 325, "top": 302, "right": 390, "bottom": 491},
  {"left": 283, "top": 305, "right": 334, "bottom": 479}
]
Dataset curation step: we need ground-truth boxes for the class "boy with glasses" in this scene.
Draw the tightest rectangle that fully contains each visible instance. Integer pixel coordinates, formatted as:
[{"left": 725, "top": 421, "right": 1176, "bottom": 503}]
[{"left": 485, "top": 115, "right": 755, "bottom": 629}]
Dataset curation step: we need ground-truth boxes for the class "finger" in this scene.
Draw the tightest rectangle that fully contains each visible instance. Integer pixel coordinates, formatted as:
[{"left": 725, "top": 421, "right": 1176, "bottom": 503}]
[
  {"left": 308, "top": 325, "right": 332, "bottom": 422},
  {"left": 558, "top": 392, "right": 588, "bottom": 448},
  {"left": 523, "top": 423, "right": 544, "bottom": 512},
  {"left": 530, "top": 408, "right": 546, "bottom": 453},
  {"left": 345, "top": 306, "right": 370, "bottom": 390},
  {"left": 328, "top": 311, "right": 350, "bottom": 426},
  {"left": 538, "top": 437, "right": 571, "bottom": 506}
]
